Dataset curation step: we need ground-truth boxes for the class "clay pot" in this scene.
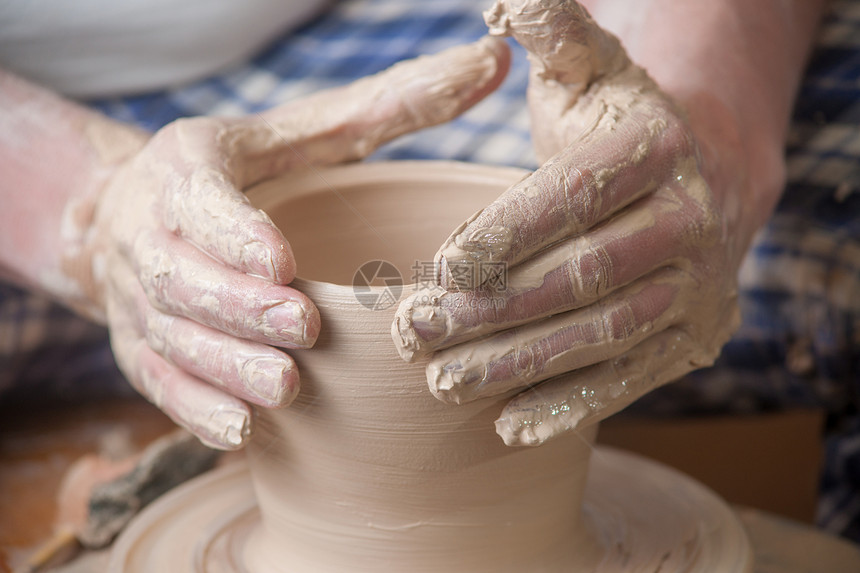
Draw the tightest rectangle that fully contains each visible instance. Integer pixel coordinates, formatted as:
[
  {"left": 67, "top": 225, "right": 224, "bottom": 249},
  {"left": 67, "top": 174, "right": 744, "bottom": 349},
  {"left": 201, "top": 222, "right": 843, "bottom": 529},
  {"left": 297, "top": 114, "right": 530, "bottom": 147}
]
[
  {"left": 242, "top": 161, "right": 598, "bottom": 573},
  {"left": 108, "top": 161, "right": 753, "bottom": 573}
]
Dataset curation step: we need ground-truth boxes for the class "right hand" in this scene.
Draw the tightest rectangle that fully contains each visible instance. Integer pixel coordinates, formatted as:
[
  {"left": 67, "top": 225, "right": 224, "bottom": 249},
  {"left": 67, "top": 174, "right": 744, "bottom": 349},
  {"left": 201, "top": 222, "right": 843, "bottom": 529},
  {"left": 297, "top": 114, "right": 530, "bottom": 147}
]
[
  {"left": 69, "top": 38, "right": 510, "bottom": 449},
  {"left": 393, "top": 0, "right": 755, "bottom": 447}
]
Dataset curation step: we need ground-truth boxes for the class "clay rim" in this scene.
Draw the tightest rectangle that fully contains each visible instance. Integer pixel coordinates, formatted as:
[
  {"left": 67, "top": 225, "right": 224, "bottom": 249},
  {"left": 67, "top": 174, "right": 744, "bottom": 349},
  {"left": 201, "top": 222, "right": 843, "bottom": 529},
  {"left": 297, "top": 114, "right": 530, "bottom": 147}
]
[{"left": 244, "top": 160, "right": 530, "bottom": 296}]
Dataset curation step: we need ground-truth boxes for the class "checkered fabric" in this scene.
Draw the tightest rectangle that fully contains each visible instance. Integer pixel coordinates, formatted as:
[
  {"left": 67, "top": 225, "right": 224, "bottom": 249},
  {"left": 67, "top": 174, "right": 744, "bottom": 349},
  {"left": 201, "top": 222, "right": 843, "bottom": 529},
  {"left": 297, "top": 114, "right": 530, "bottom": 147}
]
[
  {"left": 631, "top": 0, "right": 860, "bottom": 540},
  {"left": 1, "top": 0, "right": 859, "bottom": 540}
]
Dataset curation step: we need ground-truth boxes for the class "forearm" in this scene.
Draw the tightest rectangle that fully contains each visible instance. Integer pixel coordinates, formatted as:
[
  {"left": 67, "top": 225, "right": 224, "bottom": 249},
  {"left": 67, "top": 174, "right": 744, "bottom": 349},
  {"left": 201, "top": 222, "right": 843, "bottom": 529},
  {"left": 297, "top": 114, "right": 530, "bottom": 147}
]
[
  {"left": 581, "top": 0, "right": 826, "bottom": 241},
  {"left": 0, "top": 70, "right": 148, "bottom": 319}
]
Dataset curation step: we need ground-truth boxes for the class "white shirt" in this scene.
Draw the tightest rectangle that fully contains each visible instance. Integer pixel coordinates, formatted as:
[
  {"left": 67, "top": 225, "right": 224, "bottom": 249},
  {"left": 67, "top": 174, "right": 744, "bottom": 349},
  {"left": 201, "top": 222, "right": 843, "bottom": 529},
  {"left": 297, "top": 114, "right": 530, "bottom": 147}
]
[{"left": 0, "top": 0, "right": 328, "bottom": 97}]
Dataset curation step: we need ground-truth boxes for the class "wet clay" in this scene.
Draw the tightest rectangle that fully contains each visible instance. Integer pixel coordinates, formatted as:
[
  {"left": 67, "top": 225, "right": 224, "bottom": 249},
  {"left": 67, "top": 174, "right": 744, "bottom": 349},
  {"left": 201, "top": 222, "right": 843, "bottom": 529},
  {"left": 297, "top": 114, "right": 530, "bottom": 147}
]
[{"left": 243, "top": 161, "right": 601, "bottom": 572}]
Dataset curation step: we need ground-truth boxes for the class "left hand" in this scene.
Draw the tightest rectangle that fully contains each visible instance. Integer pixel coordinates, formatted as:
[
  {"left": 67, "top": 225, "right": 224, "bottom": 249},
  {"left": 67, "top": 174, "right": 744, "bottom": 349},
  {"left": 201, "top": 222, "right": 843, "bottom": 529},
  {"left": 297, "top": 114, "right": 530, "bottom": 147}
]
[
  {"left": 393, "top": 0, "right": 749, "bottom": 446},
  {"left": 56, "top": 38, "right": 510, "bottom": 450}
]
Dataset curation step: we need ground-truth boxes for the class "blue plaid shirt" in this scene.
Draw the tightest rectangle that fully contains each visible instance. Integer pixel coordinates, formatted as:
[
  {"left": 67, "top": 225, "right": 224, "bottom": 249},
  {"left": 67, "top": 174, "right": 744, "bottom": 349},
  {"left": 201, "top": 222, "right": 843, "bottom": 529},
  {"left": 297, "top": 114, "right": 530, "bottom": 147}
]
[{"left": 2, "top": 0, "right": 859, "bottom": 541}]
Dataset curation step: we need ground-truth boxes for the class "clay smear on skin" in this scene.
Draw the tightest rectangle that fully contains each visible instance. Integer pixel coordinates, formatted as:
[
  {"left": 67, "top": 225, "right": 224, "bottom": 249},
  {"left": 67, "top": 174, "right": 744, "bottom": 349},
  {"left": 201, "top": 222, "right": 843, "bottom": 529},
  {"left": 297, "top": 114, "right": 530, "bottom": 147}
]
[
  {"left": 418, "top": 158, "right": 714, "bottom": 408},
  {"left": 396, "top": 0, "right": 730, "bottom": 447}
]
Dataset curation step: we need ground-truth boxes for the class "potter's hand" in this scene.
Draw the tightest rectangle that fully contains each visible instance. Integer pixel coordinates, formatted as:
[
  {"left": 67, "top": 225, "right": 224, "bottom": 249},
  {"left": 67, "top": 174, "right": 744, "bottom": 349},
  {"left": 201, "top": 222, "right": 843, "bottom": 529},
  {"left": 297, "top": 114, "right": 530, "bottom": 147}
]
[
  {"left": 393, "top": 1, "right": 748, "bottom": 446},
  {"left": 71, "top": 38, "right": 510, "bottom": 449}
]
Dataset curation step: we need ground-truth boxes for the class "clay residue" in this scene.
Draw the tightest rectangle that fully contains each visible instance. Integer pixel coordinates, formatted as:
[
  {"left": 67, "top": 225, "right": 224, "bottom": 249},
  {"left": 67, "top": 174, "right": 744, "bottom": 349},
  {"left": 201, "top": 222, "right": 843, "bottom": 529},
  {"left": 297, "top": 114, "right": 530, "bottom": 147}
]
[
  {"left": 242, "top": 162, "right": 603, "bottom": 573},
  {"left": 484, "top": 0, "right": 630, "bottom": 111}
]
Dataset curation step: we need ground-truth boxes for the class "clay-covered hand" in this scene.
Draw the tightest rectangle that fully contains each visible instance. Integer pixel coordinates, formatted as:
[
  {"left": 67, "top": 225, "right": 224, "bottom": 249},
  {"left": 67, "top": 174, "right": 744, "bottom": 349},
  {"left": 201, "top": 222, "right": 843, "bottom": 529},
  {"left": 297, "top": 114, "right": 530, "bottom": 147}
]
[
  {"left": 393, "top": 1, "right": 747, "bottom": 446},
  {"left": 68, "top": 38, "right": 509, "bottom": 449}
]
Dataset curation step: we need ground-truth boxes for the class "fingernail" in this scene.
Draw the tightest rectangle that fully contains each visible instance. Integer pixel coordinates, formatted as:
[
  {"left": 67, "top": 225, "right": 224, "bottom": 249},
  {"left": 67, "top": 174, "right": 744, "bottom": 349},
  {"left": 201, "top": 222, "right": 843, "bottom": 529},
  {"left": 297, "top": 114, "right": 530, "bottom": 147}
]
[
  {"left": 436, "top": 254, "right": 477, "bottom": 291},
  {"left": 263, "top": 302, "right": 309, "bottom": 347},
  {"left": 427, "top": 342, "right": 525, "bottom": 404},
  {"left": 427, "top": 360, "right": 473, "bottom": 405},
  {"left": 495, "top": 414, "right": 542, "bottom": 447},
  {"left": 497, "top": 394, "right": 588, "bottom": 447},
  {"left": 391, "top": 314, "right": 420, "bottom": 362},
  {"left": 444, "top": 225, "right": 514, "bottom": 261},
  {"left": 242, "top": 241, "right": 276, "bottom": 281},
  {"left": 484, "top": 4, "right": 511, "bottom": 37},
  {"left": 202, "top": 405, "right": 254, "bottom": 450},
  {"left": 244, "top": 357, "right": 298, "bottom": 407},
  {"left": 436, "top": 224, "right": 513, "bottom": 289},
  {"left": 391, "top": 292, "right": 450, "bottom": 362}
]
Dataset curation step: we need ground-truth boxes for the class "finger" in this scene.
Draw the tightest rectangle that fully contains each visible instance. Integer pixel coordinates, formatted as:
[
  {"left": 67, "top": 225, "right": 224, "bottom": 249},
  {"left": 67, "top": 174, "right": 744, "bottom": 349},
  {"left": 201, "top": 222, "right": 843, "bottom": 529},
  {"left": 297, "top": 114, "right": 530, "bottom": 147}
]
[
  {"left": 144, "top": 307, "right": 300, "bottom": 408},
  {"left": 154, "top": 124, "right": 298, "bottom": 284},
  {"left": 144, "top": 117, "right": 295, "bottom": 284},
  {"left": 485, "top": 0, "right": 628, "bottom": 94},
  {"left": 494, "top": 326, "right": 723, "bottom": 447},
  {"left": 394, "top": 184, "right": 712, "bottom": 360},
  {"left": 134, "top": 345, "right": 255, "bottom": 451},
  {"left": 107, "top": 298, "right": 254, "bottom": 451},
  {"left": 134, "top": 229, "right": 320, "bottom": 349},
  {"left": 436, "top": 107, "right": 693, "bottom": 290},
  {"left": 253, "top": 36, "right": 510, "bottom": 171},
  {"left": 427, "top": 269, "right": 684, "bottom": 405},
  {"left": 485, "top": 0, "right": 635, "bottom": 160},
  {"left": 159, "top": 37, "right": 509, "bottom": 282},
  {"left": 111, "top": 257, "right": 300, "bottom": 407}
]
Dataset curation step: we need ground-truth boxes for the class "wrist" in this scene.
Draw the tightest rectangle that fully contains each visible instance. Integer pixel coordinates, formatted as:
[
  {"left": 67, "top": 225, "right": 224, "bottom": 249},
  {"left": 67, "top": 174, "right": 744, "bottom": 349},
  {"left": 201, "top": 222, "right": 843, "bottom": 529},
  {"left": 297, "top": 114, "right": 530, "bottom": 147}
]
[
  {"left": 675, "top": 88, "right": 787, "bottom": 258},
  {"left": 59, "top": 116, "right": 149, "bottom": 321},
  {"left": 577, "top": 0, "right": 823, "bottom": 258},
  {"left": 0, "top": 69, "right": 149, "bottom": 320}
]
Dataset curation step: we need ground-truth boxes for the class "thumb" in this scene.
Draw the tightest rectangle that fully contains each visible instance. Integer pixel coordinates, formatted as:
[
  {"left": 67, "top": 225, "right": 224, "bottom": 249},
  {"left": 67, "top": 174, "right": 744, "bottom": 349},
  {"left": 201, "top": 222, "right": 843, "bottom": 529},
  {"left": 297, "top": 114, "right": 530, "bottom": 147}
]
[
  {"left": 255, "top": 36, "right": 510, "bottom": 169},
  {"left": 484, "top": 0, "right": 631, "bottom": 159}
]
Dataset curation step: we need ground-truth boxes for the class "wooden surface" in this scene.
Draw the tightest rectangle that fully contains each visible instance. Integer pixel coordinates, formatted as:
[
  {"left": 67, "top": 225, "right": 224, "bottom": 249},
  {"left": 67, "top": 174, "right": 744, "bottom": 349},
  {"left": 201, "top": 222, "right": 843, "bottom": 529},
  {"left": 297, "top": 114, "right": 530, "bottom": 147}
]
[
  {"left": 0, "top": 398, "right": 177, "bottom": 571},
  {"left": 597, "top": 408, "right": 825, "bottom": 523}
]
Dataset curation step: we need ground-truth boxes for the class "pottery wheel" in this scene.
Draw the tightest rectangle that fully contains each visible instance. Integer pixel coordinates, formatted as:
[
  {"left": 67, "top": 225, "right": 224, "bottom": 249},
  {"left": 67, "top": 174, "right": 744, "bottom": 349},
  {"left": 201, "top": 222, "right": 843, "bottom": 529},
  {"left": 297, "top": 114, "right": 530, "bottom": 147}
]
[{"left": 108, "top": 447, "right": 751, "bottom": 572}]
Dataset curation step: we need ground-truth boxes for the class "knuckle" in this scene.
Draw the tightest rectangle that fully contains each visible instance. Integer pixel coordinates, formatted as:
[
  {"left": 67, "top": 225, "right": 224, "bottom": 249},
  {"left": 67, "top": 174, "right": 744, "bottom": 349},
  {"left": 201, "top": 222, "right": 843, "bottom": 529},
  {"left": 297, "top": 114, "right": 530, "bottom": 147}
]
[
  {"left": 642, "top": 107, "right": 697, "bottom": 166},
  {"left": 168, "top": 115, "right": 216, "bottom": 138},
  {"left": 151, "top": 116, "right": 201, "bottom": 149},
  {"left": 134, "top": 235, "right": 176, "bottom": 310},
  {"left": 664, "top": 115, "right": 696, "bottom": 156},
  {"left": 534, "top": 160, "right": 592, "bottom": 229},
  {"left": 560, "top": 165, "right": 595, "bottom": 228},
  {"left": 679, "top": 185, "right": 723, "bottom": 247},
  {"left": 600, "top": 300, "right": 638, "bottom": 344},
  {"left": 143, "top": 306, "right": 174, "bottom": 356},
  {"left": 511, "top": 343, "right": 542, "bottom": 382},
  {"left": 567, "top": 242, "right": 612, "bottom": 301}
]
